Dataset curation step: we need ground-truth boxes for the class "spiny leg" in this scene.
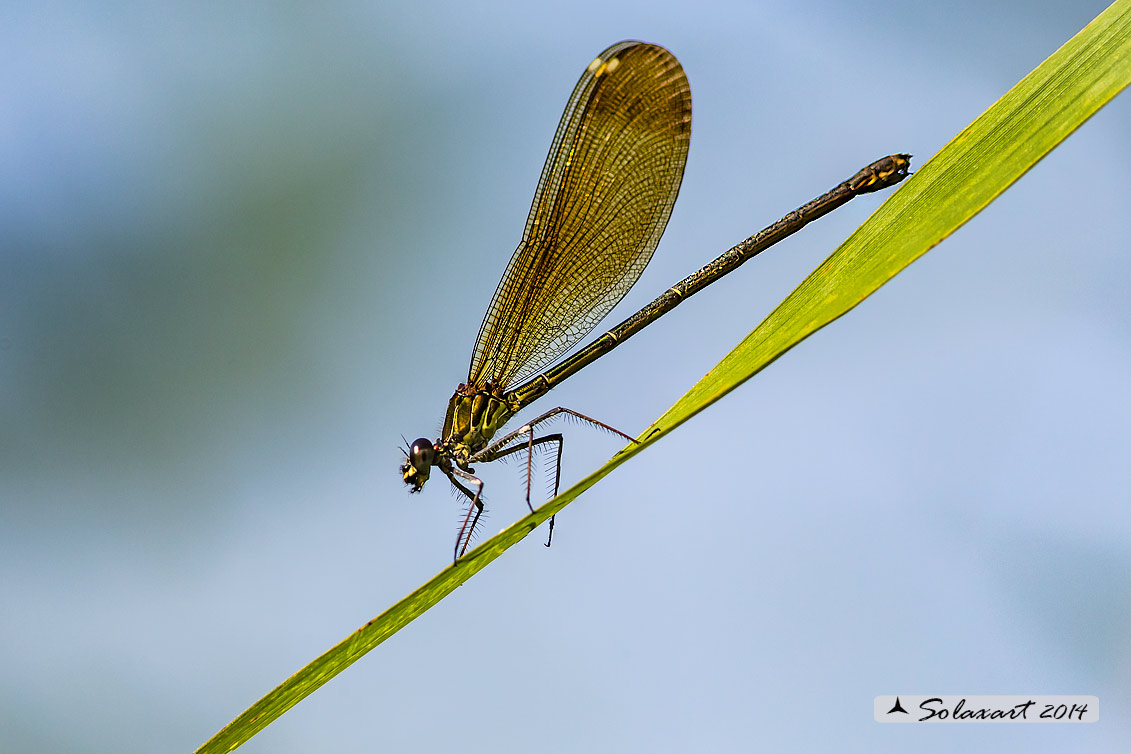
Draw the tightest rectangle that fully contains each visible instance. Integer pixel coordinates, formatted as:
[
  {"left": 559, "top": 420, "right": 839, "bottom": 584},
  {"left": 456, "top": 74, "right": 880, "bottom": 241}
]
[
  {"left": 479, "top": 407, "right": 638, "bottom": 455},
  {"left": 479, "top": 432, "right": 564, "bottom": 546},
  {"left": 505, "top": 427, "right": 566, "bottom": 548},
  {"left": 446, "top": 467, "right": 485, "bottom": 562},
  {"left": 474, "top": 406, "right": 637, "bottom": 549},
  {"left": 544, "top": 430, "right": 564, "bottom": 547},
  {"left": 477, "top": 433, "right": 564, "bottom": 514}
]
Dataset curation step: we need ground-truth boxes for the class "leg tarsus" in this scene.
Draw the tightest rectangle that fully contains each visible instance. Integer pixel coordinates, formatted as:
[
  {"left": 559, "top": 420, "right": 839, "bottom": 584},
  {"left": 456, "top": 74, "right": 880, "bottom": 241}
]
[{"left": 544, "top": 514, "right": 555, "bottom": 547}]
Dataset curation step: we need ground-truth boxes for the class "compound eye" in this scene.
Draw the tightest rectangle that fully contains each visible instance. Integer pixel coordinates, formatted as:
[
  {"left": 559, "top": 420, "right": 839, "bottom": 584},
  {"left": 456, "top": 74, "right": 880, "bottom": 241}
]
[{"left": 409, "top": 438, "right": 434, "bottom": 469}]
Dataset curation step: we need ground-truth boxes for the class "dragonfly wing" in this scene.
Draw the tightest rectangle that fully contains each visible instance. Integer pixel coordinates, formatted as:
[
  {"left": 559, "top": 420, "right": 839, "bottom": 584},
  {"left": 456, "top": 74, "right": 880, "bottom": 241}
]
[{"left": 468, "top": 41, "right": 691, "bottom": 388}]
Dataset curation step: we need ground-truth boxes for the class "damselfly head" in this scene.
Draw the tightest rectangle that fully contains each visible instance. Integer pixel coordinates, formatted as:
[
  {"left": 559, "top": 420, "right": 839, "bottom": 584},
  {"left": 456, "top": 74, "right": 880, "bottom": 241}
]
[{"left": 401, "top": 437, "right": 435, "bottom": 492}]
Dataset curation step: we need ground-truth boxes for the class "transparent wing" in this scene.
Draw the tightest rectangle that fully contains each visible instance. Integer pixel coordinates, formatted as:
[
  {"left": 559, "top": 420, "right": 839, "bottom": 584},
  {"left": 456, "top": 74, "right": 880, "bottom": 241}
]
[{"left": 467, "top": 41, "right": 691, "bottom": 388}]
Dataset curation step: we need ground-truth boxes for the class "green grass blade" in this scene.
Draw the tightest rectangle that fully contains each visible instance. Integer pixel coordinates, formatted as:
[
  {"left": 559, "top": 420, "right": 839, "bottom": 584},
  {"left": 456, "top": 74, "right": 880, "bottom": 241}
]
[
  {"left": 195, "top": 4, "right": 1131, "bottom": 751},
  {"left": 643, "top": 0, "right": 1131, "bottom": 440}
]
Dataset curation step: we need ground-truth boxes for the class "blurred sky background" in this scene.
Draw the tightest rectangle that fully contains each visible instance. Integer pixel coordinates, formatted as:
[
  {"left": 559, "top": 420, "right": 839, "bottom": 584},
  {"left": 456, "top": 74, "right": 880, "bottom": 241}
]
[{"left": 3, "top": 1, "right": 1130, "bottom": 752}]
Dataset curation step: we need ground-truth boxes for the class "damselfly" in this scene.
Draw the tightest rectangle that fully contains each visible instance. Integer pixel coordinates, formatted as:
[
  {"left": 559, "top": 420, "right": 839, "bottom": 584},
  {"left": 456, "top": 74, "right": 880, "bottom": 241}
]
[{"left": 400, "top": 41, "right": 910, "bottom": 561}]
